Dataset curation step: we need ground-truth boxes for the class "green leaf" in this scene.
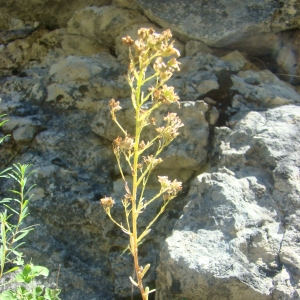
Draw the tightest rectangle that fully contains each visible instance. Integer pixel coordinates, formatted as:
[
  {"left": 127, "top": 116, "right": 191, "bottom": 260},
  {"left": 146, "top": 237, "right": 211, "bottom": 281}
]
[
  {"left": 22, "top": 264, "right": 32, "bottom": 277},
  {"left": 33, "top": 287, "right": 43, "bottom": 297},
  {"left": 15, "top": 273, "right": 26, "bottom": 283},
  {"left": 3, "top": 205, "right": 19, "bottom": 215},
  {"left": 0, "top": 198, "right": 12, "bottom": 204},
  {"left": 16, "top": 286, "right": 29, "bottom": 298},
  {"left": 15, "top": 264, "right": 32, "bottom": 284},
  {"left": 13, "top": 230, "right": 30, "bottom": 243},
  {"left": 0, "top": 290, "right": 18, "bottom": 300},
  {"left": 3, "top": 266, "right": 19, "bottom": 275},
  {"left": 31, "top": 265, "right": 49, "bottom": 277},
  {"left": 44, "top": 288, "right": 61, "bottom": 300}
]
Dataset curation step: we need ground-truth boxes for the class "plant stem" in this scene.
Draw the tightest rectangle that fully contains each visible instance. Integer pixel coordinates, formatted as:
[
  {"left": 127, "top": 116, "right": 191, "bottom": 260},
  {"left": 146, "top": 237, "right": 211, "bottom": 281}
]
[{"left": 130, "top": 71, "right": 147, "bottom": 300}]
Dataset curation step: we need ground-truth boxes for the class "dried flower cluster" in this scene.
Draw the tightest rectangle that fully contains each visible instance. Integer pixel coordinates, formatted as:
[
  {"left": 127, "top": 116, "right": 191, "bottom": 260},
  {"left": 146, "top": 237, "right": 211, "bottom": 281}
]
[
  {"left": 158, "top": 176, "right": 182, "bottom": 201},
  {"left": 100, "top": 196, "right": 115, "bottom": 209},
  {"left": 100, "top": 28, "right": 183, "bottom": 300}
]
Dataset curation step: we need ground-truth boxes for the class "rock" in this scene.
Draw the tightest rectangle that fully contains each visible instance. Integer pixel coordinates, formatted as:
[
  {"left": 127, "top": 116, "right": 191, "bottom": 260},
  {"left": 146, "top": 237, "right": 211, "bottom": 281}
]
[
  {"left": 21, "top": 109, "right": 117, "bottom": 300},
  {"left": 231, "top": 70, "right": 300, "bottom": 108},
  {"left": 2, "top": 116, "right": 45, "bottom": 143},
  {"left": 40, "top": 29, "right": 110, "bottom": 57},
  {"left": 0, "top": 29, "right": 48, "bottom": 72},
  {"left": 0, "top": 0, "right": 111, "bottom": 28},
  {"left": 271, "top": 0, "right": 300, "bottom": 32},
  {"left": 171, "top": 53, "right": 255, "bottom": 108},
  {"left": 137, "top": 0, "right": 282, "bottom": 55},
  {"left": 112, "top": 0, "right": 138, "bottom": 9},
  {"left": 0, "top": 12, "right": 12, "bottom": 30},
  {"left": 156, "top": 105, "right": 300, "bottom": 299},
  {"left": 67, "top": 6, "right": 147, "bottom": 47},
  {"left": 223, "top": 32, "right": 280, "bottom": 56},
  {"left": 46, "top": 54, "right": 129, "bottom": 112},
  {"left": 185, "top": 40, "right": 212, "bottom": 56},
  {"left": 0, "top": 28, "right": 36, "bottom": 45},
  {"left": 221, "top": 50, "right": 259, "bottom": 72},
  {"left": 276, "top": 30, "right": 300, "bottom": 85},
  {"left": 8, "top": 18, "right": 38, "bottom": 31},
  {"left": 0, "top": 48, "right": 14, "bottom": 71},
  {"left": 0, "top": 3, "right": 300, "bottom": 299}
]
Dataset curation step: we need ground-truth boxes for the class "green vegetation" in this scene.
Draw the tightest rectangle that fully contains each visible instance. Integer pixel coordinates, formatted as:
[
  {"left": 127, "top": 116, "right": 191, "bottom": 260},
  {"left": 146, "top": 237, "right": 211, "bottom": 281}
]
[{"left": 0, "top": 114, "right": 60, "bottom": 300}]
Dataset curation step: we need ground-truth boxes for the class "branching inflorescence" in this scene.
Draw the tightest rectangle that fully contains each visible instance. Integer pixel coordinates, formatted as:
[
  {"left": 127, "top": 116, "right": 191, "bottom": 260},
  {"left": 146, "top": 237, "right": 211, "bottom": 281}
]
[{"left": 100, "top": 28, "right": 183, "bottom": 300}]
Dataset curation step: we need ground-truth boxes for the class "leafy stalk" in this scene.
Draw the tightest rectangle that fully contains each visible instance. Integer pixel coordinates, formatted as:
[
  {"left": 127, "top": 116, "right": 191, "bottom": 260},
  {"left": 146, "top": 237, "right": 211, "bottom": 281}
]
[
  {"left": 101, "top": 28, "right": 183, "bottom": 300},
  {"left": 0, "top": 164, "right": 35, "bottom": 278}
]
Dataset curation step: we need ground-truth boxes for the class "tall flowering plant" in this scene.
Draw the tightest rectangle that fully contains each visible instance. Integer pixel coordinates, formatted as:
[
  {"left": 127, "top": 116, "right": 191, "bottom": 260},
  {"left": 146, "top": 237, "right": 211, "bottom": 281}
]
[{"left": 100, "top": 28, "right": 183, "bottom": 300}]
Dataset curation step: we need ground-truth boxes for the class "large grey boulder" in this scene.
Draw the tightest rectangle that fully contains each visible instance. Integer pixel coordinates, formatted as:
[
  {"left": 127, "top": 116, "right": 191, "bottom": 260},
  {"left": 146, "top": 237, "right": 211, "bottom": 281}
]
[
  {"left": 156, "top": 105, "right": 300, "bottom": 299},
  {"left": 156, "top": 171, "right": 282, "bottom": 299},
  {"left": 136, "top": 0, "right": 286, "bottom": 55}
]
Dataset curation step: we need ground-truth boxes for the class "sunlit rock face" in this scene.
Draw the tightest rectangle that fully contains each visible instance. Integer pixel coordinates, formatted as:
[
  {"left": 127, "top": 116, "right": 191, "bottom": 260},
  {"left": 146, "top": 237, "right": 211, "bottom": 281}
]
[{"left": 1, "top": 1, "right": 300, "bottom": 299}]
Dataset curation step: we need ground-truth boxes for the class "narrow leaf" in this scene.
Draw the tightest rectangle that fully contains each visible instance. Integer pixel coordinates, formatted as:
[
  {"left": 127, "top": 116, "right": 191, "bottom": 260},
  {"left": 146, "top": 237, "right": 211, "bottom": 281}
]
[
  {"left": 141, "top": 264, "right": 150, "bottom": 278},
  {"left": 129, "top": 276, "right": 139, "bottom": 287},
  {"left": 137, "top": 229, "right": 151, "bottom": 242},
  {"left": 0, "top": 198, "right": 12, "bottom": 204},
  {"left": 3, "top": 266, "right": 19, "bottom": 275},
  {"left": 13, "top": 230, "right": 30, "bottom": 243},
  {"left": 3, "top": 205, "right": 19, "bottom": 215}
]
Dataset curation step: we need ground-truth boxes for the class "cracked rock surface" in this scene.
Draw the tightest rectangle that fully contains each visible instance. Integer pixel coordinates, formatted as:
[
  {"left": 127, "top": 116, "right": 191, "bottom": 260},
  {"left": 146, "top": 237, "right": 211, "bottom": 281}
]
[
  {"left": 0, "top": 2, "right": 300, "bottom": 299},
  {"left": 156, "top": 105, "right": 300, "bottom": 299}
]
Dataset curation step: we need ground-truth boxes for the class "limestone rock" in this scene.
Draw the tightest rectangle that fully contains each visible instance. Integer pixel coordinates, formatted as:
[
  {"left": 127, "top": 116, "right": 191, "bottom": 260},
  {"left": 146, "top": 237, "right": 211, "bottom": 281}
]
[
  {"left": 231, "top": 70, "right": 300, "bottom": 108},
  {"left": 0, "top": 12, "right": 12, "bottom": 30},
  {"left": 0, "top": 29, "right": 48, "bottom": 73},
  {"left": 40, "top": 29, "right": 110, "bottom": 57},
  {"left": 0, "top": 48, "right": 14, "bottom": 71},
  {"left": 272, "top": 0, "right": 300, "bottom": 31},
  {"left": 0, "top": 3, "right": 300, "bottom": 299},
  {"left": 46, "top": 54, "right": 129, "bottom": 112},
  {"left": 0, "top": 28, "right": 35, "bottom": 45},
  {"left": 112, "top": 0, "right": 138, "bottom": 9},
  {"left": 0, "top": 0, "right": 111, "bottom": 28},
  {"left": 156, "top": 181, "right": 282, "bottom": 299},
  {"left": 185, "top": 40, "right": 212, "bottom": 56},
  {"left": 67, "top": 6, "right": 147, "bottom": 47},
  {"left": 276, "top": 30, "right": 300, "bottom": 85},
  {"left": 221, "top": 51, "right": 261, "bottom": 72},
  {"left": 137, "top": 0, "right": 282, "bottom": 55},
  {"left": 156, "top": 105, "right": 300, "bottom": 299}
]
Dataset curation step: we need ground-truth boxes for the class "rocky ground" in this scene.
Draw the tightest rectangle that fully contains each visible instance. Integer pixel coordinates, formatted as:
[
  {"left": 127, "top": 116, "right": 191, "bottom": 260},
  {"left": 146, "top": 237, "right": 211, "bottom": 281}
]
[{"left": 0, "top": 1, "right": 300, "bottom": 299}]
